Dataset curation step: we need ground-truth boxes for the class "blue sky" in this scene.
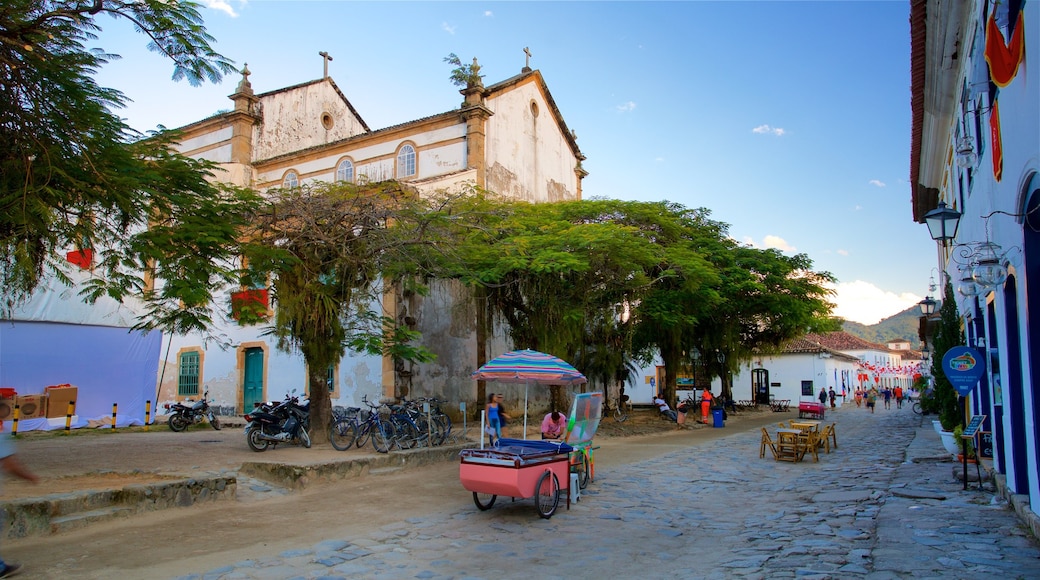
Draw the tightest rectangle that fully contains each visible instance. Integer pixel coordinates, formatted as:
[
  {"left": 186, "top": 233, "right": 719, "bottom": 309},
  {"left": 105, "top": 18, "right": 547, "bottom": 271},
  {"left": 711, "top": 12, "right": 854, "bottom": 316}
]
[{"left": 93, "top": 0, "right": 935, "bottom": 326}]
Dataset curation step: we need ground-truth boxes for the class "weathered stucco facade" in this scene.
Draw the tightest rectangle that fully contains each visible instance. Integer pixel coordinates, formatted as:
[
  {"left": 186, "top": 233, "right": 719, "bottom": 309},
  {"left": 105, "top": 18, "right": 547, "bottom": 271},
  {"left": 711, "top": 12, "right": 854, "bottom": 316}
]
[{"left": 157, "top": 62, "right": 585, "bottom": 416}]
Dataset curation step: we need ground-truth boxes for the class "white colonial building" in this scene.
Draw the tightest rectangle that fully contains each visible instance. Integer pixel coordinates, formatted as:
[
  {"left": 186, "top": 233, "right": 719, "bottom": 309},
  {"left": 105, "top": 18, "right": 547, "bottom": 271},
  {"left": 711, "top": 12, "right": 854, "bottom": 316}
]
[
  {"left": 0, "top": 59, "right": 586, "bottom": 426},
  {"left": 910, "top": 0, "right": 1039, "bottom": 533}
]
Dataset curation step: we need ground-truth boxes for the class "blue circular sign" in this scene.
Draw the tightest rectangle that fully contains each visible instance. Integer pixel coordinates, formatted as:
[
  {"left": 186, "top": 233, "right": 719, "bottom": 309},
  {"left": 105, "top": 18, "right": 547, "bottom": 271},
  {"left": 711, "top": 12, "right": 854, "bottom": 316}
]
[{"left": 940, "top": 346, "right": 986, "bottom": 396}]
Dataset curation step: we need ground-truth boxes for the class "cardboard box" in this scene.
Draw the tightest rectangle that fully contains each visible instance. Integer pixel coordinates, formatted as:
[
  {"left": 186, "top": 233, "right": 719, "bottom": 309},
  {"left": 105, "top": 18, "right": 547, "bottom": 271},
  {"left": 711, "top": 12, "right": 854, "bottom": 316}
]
[
  {"left": 15, "top": 394, "right": 47, "bottom": 419},
  {"left": 45, "top": 385, "right": 78, "bottom": 418},
  {"left": 0, "top": 397, "right": 14, "bottom": 421}
]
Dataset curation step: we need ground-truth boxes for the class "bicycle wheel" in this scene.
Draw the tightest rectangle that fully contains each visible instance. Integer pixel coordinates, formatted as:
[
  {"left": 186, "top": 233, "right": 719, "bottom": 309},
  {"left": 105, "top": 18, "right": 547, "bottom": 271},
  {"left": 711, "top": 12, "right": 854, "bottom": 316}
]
[
  {"left": 535, "top": 471, "right": 560, "bottom": 519},
  {"left": 411, "top": 414, "right": 431, "bottom": 447},
  {"left": 392, "top": 415, "right": 418, "bottom": 449},
  {"left": 473, "top": 492, "right": 497, "bottom": 510},
  {"left": 330, "top": 419, "right": 358, "bottom": 451},
  {"left": 371, "top": 420, "right": 394, "bottom": 453},
  {"left": 437, "top": 413, "right": 453, "bottom": 440},
  {"left": 576, "top": 450, "right": 591, "bottom": 489},
  {"left": 912, "top": 401, "right": 922, "bottom": 415},
  {"left": 354, "top": 421, "right": 372, "bottom": 449},
  {"left": 430, "top": 415, "right": 448, "bottom": 446}
]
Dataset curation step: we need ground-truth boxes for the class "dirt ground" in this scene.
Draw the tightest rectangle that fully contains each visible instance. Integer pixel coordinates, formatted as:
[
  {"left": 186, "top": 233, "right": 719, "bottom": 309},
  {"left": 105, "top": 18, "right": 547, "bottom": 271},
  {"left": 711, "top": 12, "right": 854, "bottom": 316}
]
[{"left": 3, "top": 406, "right": 791, "bottom": 579}]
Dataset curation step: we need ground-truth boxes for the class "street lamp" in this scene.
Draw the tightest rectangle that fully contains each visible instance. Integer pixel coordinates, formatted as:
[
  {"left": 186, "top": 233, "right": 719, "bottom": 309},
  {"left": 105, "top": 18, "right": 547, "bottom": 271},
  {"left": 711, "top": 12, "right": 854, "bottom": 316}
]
[
  {"left": 924, "top": 201, "right": 963, "bottom": 243},
  {"left": 918, "top": 296, "right": 937, "bottom": 315}
]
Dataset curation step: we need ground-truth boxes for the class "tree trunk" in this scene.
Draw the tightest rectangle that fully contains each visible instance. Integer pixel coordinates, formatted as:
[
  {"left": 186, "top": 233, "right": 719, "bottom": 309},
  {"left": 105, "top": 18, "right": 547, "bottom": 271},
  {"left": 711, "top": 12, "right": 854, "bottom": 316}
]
[{"left": 305, "top": 357, "right": 332, "bottom": 445}]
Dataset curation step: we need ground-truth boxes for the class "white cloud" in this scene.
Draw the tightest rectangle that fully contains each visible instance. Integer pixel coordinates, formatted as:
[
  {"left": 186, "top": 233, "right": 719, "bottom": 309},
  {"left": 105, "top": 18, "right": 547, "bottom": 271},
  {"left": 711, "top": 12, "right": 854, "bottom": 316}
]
[
  {"left": 828, "top": 280, "right": 922, "bottom": 325},
  {"left": 484, "top": 10, "right": 493, "bottom": 17},
  {"left": 854, "top": 205, "right": 863, "bottom": 211},
  {"left": 869, "top": 179, "right": 886, "bottom": 187},
  {"left": 442, "top": 22, "right": 456, "bottom": 34},
  {"left": 837, "top": 249, "right": 849, "bottom": 256},
  {"left": 616, "top": 101, "right": 636, "bottom": 112},
  {"left": 202, "top": 0, "right": 240, "bottom": 17},
  {"left": 762, "top": 235, "right": 796, "bottom": 252},
  {"left": 655, "top": 157, "right": 665, "bottom": 162},
  {"left": 752, "top": 124, "right": 785, "bottom": 136},
  {"left": 741, "top": 235, "right": 796, "bottom": 252}
]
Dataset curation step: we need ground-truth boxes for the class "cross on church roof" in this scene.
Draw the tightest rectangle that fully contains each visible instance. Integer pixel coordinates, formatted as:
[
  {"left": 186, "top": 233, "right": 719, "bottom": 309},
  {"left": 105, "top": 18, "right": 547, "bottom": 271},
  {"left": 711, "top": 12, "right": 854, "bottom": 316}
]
[
  {"left": 522, "top": 46, "right": 532, "bottom": 73},
  {"left": 319, "top": 51, "right": 333, "bottom": 79}
]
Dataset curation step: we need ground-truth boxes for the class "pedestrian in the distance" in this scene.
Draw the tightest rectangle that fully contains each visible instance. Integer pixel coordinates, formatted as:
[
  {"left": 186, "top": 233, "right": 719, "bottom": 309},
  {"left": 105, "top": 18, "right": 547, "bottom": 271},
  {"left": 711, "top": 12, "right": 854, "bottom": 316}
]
[
  {"left": 866, "top": 388, "right": 878, "bottom": 414},
  {"left": 818, "top": 387, "right": 827, "bottom": 407},
  {"left": 828, "top": 387, "right": 837, "bottom": 409},
  {"left": 0, "top": 427, "right": 39, "bottom": 577},
  {"left": 882, "top": 386, "right": 892, "bottom": 409}
]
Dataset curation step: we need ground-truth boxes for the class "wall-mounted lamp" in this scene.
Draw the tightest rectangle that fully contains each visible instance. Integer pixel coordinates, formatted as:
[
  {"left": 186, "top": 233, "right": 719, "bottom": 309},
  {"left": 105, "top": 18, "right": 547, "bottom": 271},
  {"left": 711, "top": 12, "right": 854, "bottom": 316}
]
[
  {"left": 921, "top": 345, "right": 931, "bottom": 358},
  {"left": 956, "top": 265, "right": 980, "bottom": 297},
  {"left": 924, "top": 201, "right": 962, "bottom": 243},
  {"left": 975, "top": 336, "right": 986, "bottom": 349},
  {"left": 918, "top": 296, "right": 937, "bottom": 315},
  {"left": 955, "top": 136, "right": 978, "bottom": 168}
]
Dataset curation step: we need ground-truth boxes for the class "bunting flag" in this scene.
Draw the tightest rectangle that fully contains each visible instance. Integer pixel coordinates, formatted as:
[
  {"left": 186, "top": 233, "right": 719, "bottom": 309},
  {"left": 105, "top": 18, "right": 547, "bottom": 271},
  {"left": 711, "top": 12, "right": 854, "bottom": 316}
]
[
  {"left": 985, "top": 9, "right": 1025, "bottom": 88},
  {"left": 990, "top": 99, "right": 1003, "bottom": 182}
]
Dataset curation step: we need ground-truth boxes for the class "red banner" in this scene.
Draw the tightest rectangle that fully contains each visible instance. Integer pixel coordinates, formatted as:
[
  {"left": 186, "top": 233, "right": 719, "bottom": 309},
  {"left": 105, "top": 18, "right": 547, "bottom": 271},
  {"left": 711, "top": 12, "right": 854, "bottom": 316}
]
[{"left": 985, "top": 10, "right": 1025, "bottom": 88}]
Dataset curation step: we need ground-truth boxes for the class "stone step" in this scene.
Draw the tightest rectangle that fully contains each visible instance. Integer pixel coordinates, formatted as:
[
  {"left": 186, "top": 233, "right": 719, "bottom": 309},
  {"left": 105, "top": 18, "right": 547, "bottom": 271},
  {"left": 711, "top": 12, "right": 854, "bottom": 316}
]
[
  {"left": 1, "top": 475, "right": 237, "bottom": 540},
  {"left": 50, "top": 506, "right": 136, "bottom": 534}
]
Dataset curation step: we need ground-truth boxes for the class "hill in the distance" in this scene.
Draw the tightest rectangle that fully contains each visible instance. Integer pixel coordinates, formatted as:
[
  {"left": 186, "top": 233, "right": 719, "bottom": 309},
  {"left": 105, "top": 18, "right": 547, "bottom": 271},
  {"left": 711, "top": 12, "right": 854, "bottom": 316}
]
[{"left": 843, "top": 305, "right": 924, "bottom": 349}]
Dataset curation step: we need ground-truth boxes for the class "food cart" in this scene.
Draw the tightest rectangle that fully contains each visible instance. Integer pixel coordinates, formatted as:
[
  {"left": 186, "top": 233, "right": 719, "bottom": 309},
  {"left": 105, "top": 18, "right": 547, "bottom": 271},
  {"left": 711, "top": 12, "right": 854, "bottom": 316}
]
[
  {"left": 459, "top": 392, "right": 602, "bottom": 519},
  {"left": 459, "top": 438, "right": 574, "bottom": 518}
]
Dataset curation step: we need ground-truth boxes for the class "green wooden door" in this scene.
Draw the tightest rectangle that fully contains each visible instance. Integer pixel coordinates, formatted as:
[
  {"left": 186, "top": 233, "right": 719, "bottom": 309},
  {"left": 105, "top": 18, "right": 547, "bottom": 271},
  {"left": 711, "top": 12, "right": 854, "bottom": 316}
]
[{"left": 243, "top": 347, "right": 264, "bottom": 411}]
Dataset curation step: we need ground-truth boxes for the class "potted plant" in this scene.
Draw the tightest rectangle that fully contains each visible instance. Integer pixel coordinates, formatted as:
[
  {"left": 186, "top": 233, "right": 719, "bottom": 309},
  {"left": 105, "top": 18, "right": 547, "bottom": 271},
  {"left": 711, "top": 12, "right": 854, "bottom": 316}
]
[{"left": 952, "top": 425, "right": 977, "bottom": 463}]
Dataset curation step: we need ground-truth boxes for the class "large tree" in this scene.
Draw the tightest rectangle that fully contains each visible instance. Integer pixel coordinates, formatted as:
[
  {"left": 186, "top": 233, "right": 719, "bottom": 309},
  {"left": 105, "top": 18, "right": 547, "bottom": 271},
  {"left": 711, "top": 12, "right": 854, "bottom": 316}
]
[
  {"left": 1, "top": 0, "right": 250, "bottom": 333},
  {"left": 241, "top": 181, "right": 437, "bottom": 442}
]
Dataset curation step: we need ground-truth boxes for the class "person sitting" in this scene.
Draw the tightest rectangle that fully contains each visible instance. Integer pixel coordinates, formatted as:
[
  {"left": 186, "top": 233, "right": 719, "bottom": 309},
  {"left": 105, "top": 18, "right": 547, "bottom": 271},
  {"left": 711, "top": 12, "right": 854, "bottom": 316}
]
[
  {"left": 541, "top": 411, "right": 567, "bottom": 439},
  {"left": 653, "top": 394, "right": 678, "bottom": 422}
]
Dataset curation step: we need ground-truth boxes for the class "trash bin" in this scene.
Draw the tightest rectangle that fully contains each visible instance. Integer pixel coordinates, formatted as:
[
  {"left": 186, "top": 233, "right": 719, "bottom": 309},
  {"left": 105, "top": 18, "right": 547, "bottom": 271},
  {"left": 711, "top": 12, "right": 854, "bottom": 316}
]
[
  {"left": 676, "top": 411, "right": 686, "bottom": 425},
  {"left": 712, "top": 408, "right": 724, "bottom": 428}
]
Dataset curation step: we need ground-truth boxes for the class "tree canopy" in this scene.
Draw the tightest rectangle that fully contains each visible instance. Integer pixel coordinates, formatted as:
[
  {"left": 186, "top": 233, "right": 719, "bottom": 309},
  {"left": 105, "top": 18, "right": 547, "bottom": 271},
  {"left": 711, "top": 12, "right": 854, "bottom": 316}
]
[{"left": 1, "top": 0, "right": 248, "bottom": 333}]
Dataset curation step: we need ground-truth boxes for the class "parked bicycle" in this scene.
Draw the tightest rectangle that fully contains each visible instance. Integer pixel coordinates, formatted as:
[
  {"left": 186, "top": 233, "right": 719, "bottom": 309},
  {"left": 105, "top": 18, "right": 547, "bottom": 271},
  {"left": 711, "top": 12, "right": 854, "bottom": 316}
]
[{"left": 330, "top": 396, "right": 395, "bottom": 453}]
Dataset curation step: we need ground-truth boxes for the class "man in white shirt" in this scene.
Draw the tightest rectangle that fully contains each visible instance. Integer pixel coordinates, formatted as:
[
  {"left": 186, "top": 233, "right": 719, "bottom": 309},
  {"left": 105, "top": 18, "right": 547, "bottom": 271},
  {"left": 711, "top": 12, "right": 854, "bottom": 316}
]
[{"left": 653, "top": 394, "right": 678, "bottom": 422}]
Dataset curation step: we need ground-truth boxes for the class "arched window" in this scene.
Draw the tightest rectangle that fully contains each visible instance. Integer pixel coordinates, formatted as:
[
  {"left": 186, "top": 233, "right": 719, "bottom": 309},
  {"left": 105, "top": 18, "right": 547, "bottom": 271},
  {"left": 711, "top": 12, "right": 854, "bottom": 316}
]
[
  {"left": 283, "top": 170, "right": 299, "bottom": 188},
  {"left": 396, "top": 144, "right": 416, "bottom": 178},
  {"left": 336, "top": 159, "right": 354, "bottom": 183}
]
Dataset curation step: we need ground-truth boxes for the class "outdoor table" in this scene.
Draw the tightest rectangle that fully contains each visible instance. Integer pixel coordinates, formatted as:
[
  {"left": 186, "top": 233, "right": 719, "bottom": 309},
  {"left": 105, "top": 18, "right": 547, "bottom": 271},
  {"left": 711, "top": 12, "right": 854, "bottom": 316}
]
[{"left": 775, "top": 428, "right": 805, "bottom": 462}]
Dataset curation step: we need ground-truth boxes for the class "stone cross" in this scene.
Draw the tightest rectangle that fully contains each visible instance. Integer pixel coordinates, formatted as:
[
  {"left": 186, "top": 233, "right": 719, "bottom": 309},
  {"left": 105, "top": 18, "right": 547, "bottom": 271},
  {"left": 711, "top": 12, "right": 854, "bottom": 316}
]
[
  {"left": 524, "top": 47, "right": 532, "bottom": 69},
  {"left": 319, "top": 51, "right": 333, "bottom": 79}
]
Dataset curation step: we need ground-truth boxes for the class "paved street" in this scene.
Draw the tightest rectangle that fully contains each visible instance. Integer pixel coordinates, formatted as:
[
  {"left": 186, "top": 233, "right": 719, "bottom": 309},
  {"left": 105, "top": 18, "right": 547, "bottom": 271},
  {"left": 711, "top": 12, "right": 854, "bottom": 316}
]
[{"left": 154, "top": 406, "right": 1038, "bottom": 579}]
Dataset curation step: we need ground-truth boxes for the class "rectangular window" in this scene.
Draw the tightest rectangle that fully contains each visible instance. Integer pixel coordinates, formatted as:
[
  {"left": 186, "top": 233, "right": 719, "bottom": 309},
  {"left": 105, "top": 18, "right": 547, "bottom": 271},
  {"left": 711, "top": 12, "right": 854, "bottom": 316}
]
[
  {"left": 178, "top": 351, "right": 200, "bottom": 397},
  {"left": 800, "top": 381, "right": 814, "bottom": 397},
  {"left": 327, "top": 365, "right": 336, "bottom": 394}
]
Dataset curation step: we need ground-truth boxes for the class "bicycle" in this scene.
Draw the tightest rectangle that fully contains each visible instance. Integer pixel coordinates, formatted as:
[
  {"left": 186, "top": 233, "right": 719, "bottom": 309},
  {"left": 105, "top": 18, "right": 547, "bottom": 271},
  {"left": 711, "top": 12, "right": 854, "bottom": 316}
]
[
  {"left": 337, "top": 396, "right": 395, "bottom": 453},
  {"left": 606, "top": 396, "right": 630, "bottom": 423}
]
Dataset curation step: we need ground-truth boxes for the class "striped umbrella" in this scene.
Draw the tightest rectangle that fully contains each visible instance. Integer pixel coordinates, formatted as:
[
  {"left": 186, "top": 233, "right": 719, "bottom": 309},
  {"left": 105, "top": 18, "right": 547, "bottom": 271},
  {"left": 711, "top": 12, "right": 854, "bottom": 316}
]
[{"left": 472, "top": 349, "right": 587, "bottom": 440}]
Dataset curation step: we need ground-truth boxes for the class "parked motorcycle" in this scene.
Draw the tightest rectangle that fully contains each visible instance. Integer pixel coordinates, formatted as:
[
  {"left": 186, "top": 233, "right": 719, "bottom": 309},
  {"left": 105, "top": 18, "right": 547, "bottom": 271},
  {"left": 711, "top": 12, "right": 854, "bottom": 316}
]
[
  {"left": 243, "top": 394, "right": 311, "bottom": 452},
  {"left": 166, "top": 390, "right": 221, "bottom": 432}
]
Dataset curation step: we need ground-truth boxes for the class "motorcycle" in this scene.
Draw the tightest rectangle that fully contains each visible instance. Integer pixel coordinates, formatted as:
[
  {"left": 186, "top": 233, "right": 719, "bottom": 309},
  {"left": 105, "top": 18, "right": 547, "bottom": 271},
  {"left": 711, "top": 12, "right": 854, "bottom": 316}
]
[
  {"left": 243, "top": 394, "right": 311, "bottom": 452},
  {"left": 166, "top": 390, "right": 221, "bottom": 432}
]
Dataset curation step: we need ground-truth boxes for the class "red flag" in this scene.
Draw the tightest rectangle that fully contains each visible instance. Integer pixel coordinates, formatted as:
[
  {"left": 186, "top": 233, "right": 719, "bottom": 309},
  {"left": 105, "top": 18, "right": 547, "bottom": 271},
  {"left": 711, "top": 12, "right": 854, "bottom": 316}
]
[
  {"left": 985, "top": 10, "right": 1025, "bottom": 88},
  {"left": 990, "top": 99, "right": 1003, "bottom": 181}
]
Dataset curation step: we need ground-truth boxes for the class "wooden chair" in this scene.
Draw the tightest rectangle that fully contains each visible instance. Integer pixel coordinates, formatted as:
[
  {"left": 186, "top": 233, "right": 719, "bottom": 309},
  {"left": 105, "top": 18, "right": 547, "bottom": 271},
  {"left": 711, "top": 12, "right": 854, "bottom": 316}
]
[
  {"left": 821, "top": 423, "right": 838, "bottom": 452},
  {"left": 760, "top": 427, "right": 778, "bottom": 459},
  {"left": 798, "top": 430, "right": 820, "bottom": 462}
]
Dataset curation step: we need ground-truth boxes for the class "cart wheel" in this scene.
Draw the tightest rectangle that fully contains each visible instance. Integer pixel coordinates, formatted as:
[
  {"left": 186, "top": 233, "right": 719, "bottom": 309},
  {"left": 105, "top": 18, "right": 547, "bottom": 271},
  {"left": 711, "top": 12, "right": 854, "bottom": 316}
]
[
  {"left": 577, "top": 451, "right": 591, "bottom": 489},
  {"left": 535, "top": 471, "right": 560, "bottom": 519},
  {"left": 473, "top": 492, "right": 497, "bottom": 510}
]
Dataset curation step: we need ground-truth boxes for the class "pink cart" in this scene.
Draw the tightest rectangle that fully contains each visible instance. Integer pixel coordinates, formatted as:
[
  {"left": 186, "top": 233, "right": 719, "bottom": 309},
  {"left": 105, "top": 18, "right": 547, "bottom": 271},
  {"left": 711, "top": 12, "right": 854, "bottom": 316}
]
[{"left": 459, "top": 439, "right": 573, "bottom": 518}]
